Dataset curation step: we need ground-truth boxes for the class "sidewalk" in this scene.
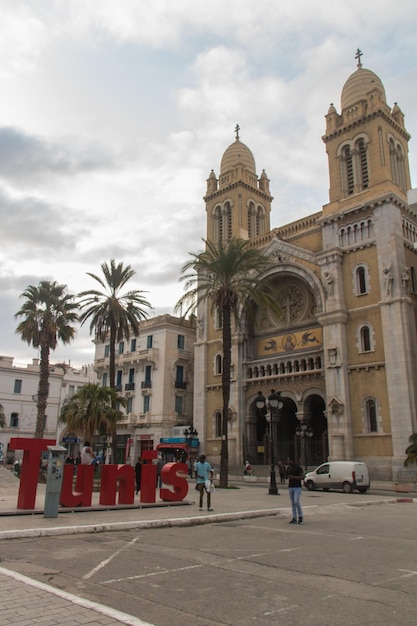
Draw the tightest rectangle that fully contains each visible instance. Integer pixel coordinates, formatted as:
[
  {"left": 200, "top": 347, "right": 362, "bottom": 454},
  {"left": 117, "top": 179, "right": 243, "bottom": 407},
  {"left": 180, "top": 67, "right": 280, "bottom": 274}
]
[{"left": 0, "top": 478, "right": 415, "bottom": 626}]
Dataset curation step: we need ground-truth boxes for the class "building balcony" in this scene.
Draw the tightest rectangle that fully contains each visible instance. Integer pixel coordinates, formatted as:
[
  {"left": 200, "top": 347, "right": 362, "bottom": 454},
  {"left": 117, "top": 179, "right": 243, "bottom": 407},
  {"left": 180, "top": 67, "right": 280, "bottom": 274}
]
[
  {"left": 174, "top": 380, "right": 187, "bottom": 389},
  {"left": 141, "top": 381, "right": 152, "bottom": 389},
  {"left": 125, "top": 382, "right": 135, "bottom": 391}
]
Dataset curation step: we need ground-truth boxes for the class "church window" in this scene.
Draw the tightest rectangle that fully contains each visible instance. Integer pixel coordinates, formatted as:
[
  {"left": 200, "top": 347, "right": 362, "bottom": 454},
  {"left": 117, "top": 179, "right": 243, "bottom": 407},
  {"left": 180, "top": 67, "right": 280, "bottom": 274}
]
[
  {"left": 224, "top": 202, "right": 232, "bottom": 242},
  {"left": 215, "top": 307, "right": 223, "bottom": 330},
  {"left": 359, "top": 324, "right": 373, "bottom": 352},
  {"left": 389, "top": 138, "right": 407, "bottom": 192},
  {"left": 410, "top": 266, "right": 417, "bottom": 294},
  {"left": 215, "top": 353, "right": 223, "bottom": 375},
  {"left": 342, "top": 145, "right": 354, "bottom": 195},
  {"left": 355, "top": 265, "right": 368, "bottom": 295},
  {"left": 214, "top": 206, "right": 222, "bottom": 243},
  {"left": 215, "top": 411, "right": 222, "bottom": 437},
  {"left": 357, "top": 139, "right": 369, "bottom": 189},
  {"left": 364, "top": 397, "right": 379, "bottom": 433}
]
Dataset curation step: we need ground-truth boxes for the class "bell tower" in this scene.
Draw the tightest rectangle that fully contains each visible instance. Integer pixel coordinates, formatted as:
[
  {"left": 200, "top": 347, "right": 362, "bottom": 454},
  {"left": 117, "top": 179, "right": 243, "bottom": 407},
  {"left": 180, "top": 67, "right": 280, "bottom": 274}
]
[
  {"left": 322, "top": 50, "right": 412, "bottom": 216},
  {"left": 204, "top": 125, "right": 273, "bottom": 243}
]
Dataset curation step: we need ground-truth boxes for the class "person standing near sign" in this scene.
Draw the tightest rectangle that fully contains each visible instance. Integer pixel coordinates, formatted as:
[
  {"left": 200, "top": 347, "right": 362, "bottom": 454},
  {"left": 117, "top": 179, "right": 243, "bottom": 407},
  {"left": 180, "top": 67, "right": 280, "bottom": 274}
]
[{"left": 195, "top": 454, "right": 214, "bottom": 512}]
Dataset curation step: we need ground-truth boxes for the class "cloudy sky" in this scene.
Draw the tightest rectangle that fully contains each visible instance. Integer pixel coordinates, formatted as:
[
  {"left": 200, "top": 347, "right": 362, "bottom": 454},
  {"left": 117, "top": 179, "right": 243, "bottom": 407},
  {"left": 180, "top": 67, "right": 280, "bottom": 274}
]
[{"left": 1, "top": 0, "right": 416, "bottom": 369}]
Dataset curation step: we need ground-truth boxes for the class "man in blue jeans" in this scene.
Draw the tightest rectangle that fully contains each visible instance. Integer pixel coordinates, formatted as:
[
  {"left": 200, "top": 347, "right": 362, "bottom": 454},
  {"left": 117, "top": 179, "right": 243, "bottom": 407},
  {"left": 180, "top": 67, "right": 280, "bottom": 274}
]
[{"left": 287, "top": 456, "right": 304, "bottom": 524}]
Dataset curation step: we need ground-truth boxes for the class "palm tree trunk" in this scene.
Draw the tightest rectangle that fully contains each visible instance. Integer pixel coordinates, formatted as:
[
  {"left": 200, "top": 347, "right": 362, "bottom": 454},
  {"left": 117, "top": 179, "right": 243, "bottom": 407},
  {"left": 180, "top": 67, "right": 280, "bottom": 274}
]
[
  {"left": 109, "top": 324, "right": 118, "bottom": 464},
  {"left": 220, "top": 304, "right": 231, "bottom": 488},
  {"left": 36, "top": 344, "right": 50, "bottom": 438}
]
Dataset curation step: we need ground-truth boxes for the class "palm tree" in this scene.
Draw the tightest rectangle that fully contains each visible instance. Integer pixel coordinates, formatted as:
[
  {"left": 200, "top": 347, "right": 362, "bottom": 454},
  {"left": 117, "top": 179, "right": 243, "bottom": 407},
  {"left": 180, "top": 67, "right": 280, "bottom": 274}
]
[
  {"left": 175, "top": 237, "right": 279, "bottom": 488},
  {"left": 404, "top": 433, "right": 417, "bottom": 467},
  {"left": 60, "top": 383, "right": 126, "bottom": 450},
  {"left": 15, "top": 280, "right": 78, "bottom": 438},
  {"left": 78, "top": 260, "right": 152, "bottom": 462}
]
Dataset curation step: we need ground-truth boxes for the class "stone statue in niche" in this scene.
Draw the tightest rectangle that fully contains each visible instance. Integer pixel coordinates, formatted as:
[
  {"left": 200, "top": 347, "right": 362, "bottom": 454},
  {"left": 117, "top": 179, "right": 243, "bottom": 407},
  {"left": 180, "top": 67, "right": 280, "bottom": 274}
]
[
  {"left": 383, "top": 266, "right": 393, "bottom": 297},
  {"left": 401, "top": 267, "right": 410, "bottom": 294},
  {"left": 323, "top": 271, "right": 334, "bottom": 298}
]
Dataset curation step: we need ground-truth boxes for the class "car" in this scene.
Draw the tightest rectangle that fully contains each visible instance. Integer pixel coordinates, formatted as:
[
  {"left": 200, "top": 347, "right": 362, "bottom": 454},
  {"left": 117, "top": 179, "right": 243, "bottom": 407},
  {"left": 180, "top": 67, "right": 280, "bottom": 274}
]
[{"left": 304, "top": 461, "right": 370, "bottom": 494}]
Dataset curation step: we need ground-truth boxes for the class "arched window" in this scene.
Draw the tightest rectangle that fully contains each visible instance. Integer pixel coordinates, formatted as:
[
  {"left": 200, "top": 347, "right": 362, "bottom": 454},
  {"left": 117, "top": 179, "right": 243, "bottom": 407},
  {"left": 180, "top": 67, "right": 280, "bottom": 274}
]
[
  {"left": 248, "top": 202, "right": 255, "bottom": 238},
  {"left": 389, "top": 138, "right": 406, "bottom": 191},
  {"left": 357, "top": 139, "right": 369, "bottom": 189},
  {"left": 411, "top": 266, "right": 417, "bottom": 294},
  {"left": 214, "top": 206, "right": 222, "bottom": 243},
  {"left": 356, "top": 265, "right": 368, "bottom": 295},
  {"left": 215, "top": 354, "right": 223, "bottom": 375},
  {"left": 359, "top": 324, "right": 373, "bottom": 352},
  {"left": 342, "top": 145, "right": 354, "bottom": 195},
  {"left": 365, "top": 398, "right": 378, "bottom": 433},
  {"left": 215, "top": 411, "right": 222, "bottom": 437},
  {"left": 215, "top": 307, "right": 223, "bottom": 330},
  {"left": 224, "top": 202, "right": 232, "bottom": 242}
]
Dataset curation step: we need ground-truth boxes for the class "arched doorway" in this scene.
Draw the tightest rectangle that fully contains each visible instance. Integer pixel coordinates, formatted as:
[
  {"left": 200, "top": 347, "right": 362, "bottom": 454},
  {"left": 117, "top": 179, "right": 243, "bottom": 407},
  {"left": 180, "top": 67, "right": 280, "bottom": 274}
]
[
  {"left": 300, "top": 394, "right": 328, "bottom": 467},
  {"left": 247, "top": 396, "right": 300, "bottom": 465}
]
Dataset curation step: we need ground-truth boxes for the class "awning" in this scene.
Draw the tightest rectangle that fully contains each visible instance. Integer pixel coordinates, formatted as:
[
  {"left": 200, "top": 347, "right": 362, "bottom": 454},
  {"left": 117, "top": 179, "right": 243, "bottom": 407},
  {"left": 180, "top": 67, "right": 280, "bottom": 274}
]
[{"left": 157, "top": 443, "right": 189, "bottom": 451}]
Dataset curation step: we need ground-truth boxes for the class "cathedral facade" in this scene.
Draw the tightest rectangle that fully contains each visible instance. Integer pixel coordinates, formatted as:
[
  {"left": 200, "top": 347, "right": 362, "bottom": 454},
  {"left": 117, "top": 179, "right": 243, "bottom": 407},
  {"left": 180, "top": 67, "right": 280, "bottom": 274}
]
[{"left": 193, "top": 60, "right": 417, "bottom": 482}]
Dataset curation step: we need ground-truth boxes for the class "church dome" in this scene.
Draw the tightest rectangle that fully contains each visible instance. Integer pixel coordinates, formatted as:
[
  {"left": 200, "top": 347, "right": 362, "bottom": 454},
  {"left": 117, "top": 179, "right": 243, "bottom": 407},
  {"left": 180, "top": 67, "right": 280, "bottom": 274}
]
[
  {"left": 341, "top": 65, "right": 386, "bottom": 110},
  {"left": 220, "top": 139, "right": 256, "bottom": 175}
]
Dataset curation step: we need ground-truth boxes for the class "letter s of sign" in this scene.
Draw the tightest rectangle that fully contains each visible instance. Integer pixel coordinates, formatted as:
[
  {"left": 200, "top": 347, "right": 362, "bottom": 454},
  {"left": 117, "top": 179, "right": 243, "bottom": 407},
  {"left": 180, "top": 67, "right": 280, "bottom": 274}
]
[{"left": 160, "top": 462, "right": 189, "bottom": 501}]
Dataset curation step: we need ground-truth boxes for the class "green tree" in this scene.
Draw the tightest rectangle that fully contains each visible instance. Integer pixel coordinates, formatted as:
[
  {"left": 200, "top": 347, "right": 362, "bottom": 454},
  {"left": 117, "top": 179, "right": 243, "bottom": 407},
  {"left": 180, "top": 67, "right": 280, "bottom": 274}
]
[
  {"left": 60, "top": 383, "right": 126, "bottom": 449},
  {"left": 15, "top": 280, "right": 78, "bottom": 438},
  {"left": 176, "top": 237, "right": 279, "bottom": 488},
  {"left": 404, "top": 433, "right": 417, "bottom": 467},
  {"left": 78, "top": 260, "right": 152, "bottom": 462}
]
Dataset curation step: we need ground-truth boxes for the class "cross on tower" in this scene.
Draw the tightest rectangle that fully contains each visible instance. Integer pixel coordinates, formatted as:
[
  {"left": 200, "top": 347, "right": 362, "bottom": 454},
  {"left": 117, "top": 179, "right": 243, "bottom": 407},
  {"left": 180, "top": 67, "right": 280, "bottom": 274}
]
[
  {"left": 355, "top": 48, "right": 363, "bottom": 67},
  {"left": 235, "top": 123, "right": 240, "bottom": 140}
]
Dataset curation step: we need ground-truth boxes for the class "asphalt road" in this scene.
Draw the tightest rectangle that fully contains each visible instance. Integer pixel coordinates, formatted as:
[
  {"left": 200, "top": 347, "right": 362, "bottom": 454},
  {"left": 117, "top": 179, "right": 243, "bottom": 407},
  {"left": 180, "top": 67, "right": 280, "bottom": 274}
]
[{"left": 0, "top": 501, "right": 415, "bottom": 626}]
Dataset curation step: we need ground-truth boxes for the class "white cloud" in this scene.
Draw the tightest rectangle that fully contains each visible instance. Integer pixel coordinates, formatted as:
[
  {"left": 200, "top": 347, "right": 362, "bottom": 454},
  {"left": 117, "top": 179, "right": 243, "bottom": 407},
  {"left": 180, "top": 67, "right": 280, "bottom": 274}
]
[{"left": 0, "top": 0, "right": 416, "bottom": 366}]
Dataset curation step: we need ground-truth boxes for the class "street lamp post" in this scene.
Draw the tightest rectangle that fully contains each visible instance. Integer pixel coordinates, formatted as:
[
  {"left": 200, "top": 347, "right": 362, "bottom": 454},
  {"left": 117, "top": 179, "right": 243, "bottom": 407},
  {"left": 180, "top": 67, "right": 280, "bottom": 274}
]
[
  {"left": 184, "top": 426, "right": 198, "bottom": 474},
  {"left": 256, "top": 390, "right": 283, "bottom": 496},
  {"left": 295, "top": 421, "right": 313, "bottom": 472}
]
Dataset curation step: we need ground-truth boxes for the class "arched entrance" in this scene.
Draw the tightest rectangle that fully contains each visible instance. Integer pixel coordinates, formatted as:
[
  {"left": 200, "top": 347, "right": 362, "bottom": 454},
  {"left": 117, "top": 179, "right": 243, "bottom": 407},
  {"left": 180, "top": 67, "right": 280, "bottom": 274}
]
[{"left": 297, "top": 394, "right": 328, "bottom": 468}]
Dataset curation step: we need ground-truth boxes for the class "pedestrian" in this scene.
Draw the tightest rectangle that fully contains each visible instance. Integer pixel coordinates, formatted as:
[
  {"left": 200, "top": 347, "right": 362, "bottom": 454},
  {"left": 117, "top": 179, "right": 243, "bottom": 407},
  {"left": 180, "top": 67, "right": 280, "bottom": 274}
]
[
  {"left": 156, "top": 453, "right": 165, "bottom": 488},
  {"left": 244, "top": 460, "right": 252, "bottom": 476},
  {"left": 278, "top": 460, "right": 286, "bottom": 484},
  {"left": 287, "top": 457, "right": 304, "bottom": 524},
  {"left": 80, "top": 441, "right": 95, "bottom": 465},
  {"left": 195, "top": 454, "right": 214, "bottom": 512},
  {"left": 135, "top": 456, "right": 143, "bottom": 495}
]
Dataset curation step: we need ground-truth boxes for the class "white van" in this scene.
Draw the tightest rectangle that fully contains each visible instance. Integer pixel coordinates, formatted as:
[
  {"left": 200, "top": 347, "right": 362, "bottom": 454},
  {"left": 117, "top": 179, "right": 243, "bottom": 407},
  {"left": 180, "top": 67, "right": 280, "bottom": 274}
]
[{"left": 304, "top": 461, "right": 370, "bottom": 494}]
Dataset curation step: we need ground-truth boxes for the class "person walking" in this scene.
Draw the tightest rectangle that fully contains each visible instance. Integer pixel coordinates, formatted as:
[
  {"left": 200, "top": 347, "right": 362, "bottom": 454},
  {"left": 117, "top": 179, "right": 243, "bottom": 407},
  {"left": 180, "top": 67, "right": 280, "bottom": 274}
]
[
  {"left": 135, "top": 456, "right": 143, "bottom": 495},
  {"left": 195, "top": 454, "right": 214, "bottom": 511},
  {"left": 287, "top": 456, "right": 304, "bottom": 524},
  {"left": 278, "top": 461, "right": 286, "bottom": 484}
]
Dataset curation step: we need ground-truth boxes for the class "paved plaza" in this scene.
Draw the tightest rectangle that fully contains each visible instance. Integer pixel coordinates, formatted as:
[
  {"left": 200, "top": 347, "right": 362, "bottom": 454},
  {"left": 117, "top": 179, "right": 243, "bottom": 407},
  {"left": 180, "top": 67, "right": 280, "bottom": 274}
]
[{"left": 0, "top": 472, "right": 415, "bottom": 625}]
